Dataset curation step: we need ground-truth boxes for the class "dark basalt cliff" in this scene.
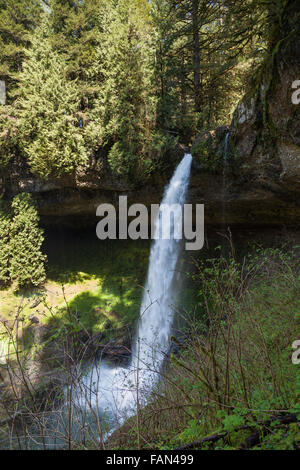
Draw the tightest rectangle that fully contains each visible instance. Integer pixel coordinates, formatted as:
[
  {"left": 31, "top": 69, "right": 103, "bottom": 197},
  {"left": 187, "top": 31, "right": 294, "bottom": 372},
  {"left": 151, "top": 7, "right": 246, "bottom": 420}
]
[
  {"left": 190, "top": 5, "right": 300, "bottom": 226},
  {"left": 1, "top": 148, "right": 186, "bottom": 227}
]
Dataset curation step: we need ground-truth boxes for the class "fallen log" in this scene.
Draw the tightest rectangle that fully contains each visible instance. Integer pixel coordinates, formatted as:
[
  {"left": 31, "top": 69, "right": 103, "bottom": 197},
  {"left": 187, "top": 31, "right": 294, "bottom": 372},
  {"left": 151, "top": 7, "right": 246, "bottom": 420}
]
[
  {"left": 238, "top": 414, "right": 298, "bottom": 450},
  {"left": 175, "top": 413, "right": 299, "bottom": 451}
]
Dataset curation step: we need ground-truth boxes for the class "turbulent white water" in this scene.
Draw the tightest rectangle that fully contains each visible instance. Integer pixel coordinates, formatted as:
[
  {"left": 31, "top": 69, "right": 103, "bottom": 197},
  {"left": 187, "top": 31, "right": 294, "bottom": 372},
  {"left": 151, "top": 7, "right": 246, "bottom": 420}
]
[{"left": 74, "top": 153, "right": 193, "bottom": 431}]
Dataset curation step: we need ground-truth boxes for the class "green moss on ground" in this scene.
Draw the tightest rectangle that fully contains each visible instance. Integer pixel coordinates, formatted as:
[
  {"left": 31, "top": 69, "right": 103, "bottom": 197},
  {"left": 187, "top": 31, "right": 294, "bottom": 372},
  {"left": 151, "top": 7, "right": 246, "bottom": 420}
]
[{"left": 0, "top": 238, "right": 150, "bottom": 337}]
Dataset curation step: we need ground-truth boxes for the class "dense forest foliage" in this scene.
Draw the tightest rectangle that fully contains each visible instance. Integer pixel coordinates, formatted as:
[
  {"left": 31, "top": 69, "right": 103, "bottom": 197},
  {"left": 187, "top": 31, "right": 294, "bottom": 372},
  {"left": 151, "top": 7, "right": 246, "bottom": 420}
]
[{"left": 0, "top": 0, "right": 291, "bottom": 182}]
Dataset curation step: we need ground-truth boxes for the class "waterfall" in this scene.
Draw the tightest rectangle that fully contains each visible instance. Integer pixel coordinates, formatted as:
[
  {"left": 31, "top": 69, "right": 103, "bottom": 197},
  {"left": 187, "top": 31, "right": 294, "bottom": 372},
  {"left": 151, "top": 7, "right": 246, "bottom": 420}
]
[
  {"left": 131, "top": 152, "right": 193, "bottom": 377},
  {"left": 74, "top": 153, "right": 193, "bottom": 432},
  {"left": 222, "top": 132, "right": 230, "bottom": 226}
]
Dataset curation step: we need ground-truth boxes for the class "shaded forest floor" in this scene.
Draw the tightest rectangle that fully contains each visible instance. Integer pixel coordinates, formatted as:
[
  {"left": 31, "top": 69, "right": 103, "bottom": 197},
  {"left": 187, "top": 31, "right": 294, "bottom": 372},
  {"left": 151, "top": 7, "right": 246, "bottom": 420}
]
[{"left": 0, "top": 237, "right": 151, "bottom": 336}]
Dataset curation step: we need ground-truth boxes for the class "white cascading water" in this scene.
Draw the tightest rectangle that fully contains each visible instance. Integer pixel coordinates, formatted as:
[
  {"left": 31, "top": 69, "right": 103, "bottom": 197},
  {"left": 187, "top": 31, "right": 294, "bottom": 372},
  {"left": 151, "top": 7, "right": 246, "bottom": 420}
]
[
  {"left": 74, "top": 153, "right": 193, "bottom": 432},
  {"left": 222, "top": 132, "right": 230, "bottom": 227}
]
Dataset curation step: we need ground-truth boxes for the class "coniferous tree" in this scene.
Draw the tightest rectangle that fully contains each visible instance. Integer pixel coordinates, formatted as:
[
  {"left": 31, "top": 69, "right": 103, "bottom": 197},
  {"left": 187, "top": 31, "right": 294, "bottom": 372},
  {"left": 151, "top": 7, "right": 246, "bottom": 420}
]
[
  {"left": 92, "top": 0, "right": 157, "bottom": 180},
  {"left": 151, "top": 0, "right": 265, "bottom": 132},
  {"left": 50, "top": 0, "right": 101, "bottom": 81},
  {"left": 49, "top": 0, "right": 103, "bottom": 117},
  {"left": 0, "top": 0, "right": 43, "bottom": 101},
  {"left": 10, "top": 193, "right": 46, "bottom": 288},
  {"left": 16, "top": 15, "right": 91, "bottom": 178},
  {"left": 0, "top": 204, "right": 11, "bottom": 286},
  {"left": 151, "top": 0, "right": 183, "bottom": 131},
  {"left": 0, "top": 104, "right": 17, "bottom": 171}
]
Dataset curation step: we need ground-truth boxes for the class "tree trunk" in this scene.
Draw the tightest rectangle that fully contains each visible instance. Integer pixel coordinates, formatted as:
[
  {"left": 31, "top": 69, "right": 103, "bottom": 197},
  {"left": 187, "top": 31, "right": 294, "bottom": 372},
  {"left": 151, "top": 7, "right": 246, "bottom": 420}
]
[
  {"left": 192, "top": 0, "right": 201, "bottom": 117},
  {"left": 180, "top": 52, "right": 187, "bottom": 117}
]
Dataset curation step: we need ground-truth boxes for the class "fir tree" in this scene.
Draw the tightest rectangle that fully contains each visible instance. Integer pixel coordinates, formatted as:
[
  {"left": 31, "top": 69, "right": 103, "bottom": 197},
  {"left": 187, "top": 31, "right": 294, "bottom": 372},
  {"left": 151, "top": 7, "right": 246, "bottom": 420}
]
[
  {"left": 16, "top": 15, "right": 90, "bottom": 178},
  {"left": 0, "top": 0, "right": 43, "bottom": 101},
  {"left": 0, "top": 203, "right": 11, "bottom": 286},
  {"left": 92, "top": 0, "right": 157, "bottom": 180},
  {"left": 10, "top": 193, "right": 46, "bottom": 288},
  {"left": 50, "top": 0, "right": 101, "bottom": 82},
  {"left": 49, "top": 0, "right": 103, "bottom": 124}
]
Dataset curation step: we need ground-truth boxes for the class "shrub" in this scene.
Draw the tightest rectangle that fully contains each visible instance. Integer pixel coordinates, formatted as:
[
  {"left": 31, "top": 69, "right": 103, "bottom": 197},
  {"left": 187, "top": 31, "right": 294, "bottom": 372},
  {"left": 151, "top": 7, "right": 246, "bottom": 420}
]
[
  {"left": 0, "top": 204, "right": 11, "bottom": 285},
  {"left": 10, "top": 193, "right": 46, "bottom": 288}
]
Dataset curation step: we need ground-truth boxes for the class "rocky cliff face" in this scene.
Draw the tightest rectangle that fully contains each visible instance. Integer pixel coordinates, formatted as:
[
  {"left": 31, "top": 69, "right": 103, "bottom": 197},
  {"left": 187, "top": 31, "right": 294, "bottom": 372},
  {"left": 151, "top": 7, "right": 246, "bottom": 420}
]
[
  {"left": 190, "top": 4, "right": 300, "bottom": 226},
  {"left": 2, "top": 148, "right": 186, "bottom": 227}
]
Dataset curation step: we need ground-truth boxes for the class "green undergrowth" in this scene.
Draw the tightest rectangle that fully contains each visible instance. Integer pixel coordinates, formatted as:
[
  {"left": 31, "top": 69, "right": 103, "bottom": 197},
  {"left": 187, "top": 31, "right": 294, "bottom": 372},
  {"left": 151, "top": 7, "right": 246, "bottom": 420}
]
[
  {"left": 0, "top": 237, "right": 150, "bottom": 342},
  {"left": 109, "top": 246, "right": 300, "bottom": 450}
]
